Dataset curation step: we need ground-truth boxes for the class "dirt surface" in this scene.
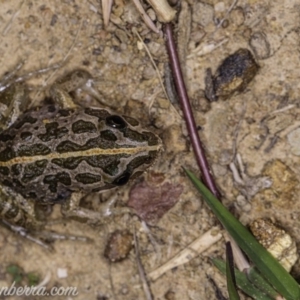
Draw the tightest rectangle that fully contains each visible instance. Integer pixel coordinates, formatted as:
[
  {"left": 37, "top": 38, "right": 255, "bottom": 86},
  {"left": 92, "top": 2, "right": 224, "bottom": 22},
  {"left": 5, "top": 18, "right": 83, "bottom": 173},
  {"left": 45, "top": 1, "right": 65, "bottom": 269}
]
[{"left": 0, "top": 0, "right": 300, "bottom": 299}]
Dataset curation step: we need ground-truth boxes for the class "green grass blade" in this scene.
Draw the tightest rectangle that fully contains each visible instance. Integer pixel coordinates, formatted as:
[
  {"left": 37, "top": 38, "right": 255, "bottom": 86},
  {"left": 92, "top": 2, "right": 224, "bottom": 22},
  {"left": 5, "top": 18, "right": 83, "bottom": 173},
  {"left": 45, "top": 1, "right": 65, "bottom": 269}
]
[
  {"left": 213, "top": 259, "right": 275, "bottom": 300},
  {"left": 185, "top": 169, "right": 300, "bottom": 300},
  {"left": 247, "top": 267, "right": 282, "bottom": 299}
]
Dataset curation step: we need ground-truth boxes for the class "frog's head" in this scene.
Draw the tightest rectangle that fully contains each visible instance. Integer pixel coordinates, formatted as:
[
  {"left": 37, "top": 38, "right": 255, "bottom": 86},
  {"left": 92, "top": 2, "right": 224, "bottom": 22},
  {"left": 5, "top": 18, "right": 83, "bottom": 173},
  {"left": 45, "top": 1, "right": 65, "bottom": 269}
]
[{"left": 83, "top": 108, "right": 162, "bottom": 190}]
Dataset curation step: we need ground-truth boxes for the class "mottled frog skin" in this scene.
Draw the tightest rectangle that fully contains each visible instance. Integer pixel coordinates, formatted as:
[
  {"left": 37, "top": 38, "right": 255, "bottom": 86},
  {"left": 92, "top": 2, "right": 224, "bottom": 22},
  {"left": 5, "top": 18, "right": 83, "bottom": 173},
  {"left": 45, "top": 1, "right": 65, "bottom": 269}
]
[
  {"left": 0, "top": 105, "right": 160, "bottom": 204},
  {"left": 0, "top": 68, "right": 161, "bottom": 246}
]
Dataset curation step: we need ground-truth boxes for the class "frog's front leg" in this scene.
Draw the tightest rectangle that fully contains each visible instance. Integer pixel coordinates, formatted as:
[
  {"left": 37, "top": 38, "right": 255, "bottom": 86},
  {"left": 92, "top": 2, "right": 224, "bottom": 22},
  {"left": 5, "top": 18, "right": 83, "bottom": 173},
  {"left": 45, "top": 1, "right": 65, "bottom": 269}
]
[
  {"left": 0, "top": 83, "right": 30, "bottom": 129},
  {"left": 50, "top": 70, "right": 103, "bottom": 109},
  {"left": 61, "top": 192, "right": 133, "bottom": 224},
  {"left": 0, "top": 61, "right": 65, "bottom": 125},
  {"left": 49, "top": 83, "right": 78, "bottom": 109}
]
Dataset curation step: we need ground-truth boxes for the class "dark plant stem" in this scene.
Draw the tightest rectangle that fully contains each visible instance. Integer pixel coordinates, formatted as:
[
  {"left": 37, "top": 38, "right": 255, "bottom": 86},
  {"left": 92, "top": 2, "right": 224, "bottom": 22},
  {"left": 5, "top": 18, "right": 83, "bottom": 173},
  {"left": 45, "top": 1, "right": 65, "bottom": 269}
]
[
  {"left": 226, "top": 241, "right": 237, "bottom": 288},
  {"left": 164, "top": 23, "right": 221, "bottom": 198}
]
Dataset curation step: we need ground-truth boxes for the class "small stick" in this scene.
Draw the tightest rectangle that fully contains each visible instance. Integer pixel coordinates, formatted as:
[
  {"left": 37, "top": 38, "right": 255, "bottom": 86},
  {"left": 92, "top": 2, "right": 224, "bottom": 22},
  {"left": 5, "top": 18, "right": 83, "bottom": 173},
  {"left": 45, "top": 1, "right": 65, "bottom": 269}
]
[
  {"left": 2, "top": 0, "right": 25, "bottom": 36},
  {"left": 146, "top": 0, "right": 176, "bottom": 23},
  {"left": 132, "top": 0, "right": 160, "bottom": 33},
  {"left": 148, "top": 227, "right": 222, "bottom": 281},
  {"left": 134, "top": 231, "right": 153, "bottom": 300},
  {"left": 102, "top": 0, "right": 113, "bottom": 28},
  {"left": 133, "top": 28, "right": 169, "bottom": 101}
]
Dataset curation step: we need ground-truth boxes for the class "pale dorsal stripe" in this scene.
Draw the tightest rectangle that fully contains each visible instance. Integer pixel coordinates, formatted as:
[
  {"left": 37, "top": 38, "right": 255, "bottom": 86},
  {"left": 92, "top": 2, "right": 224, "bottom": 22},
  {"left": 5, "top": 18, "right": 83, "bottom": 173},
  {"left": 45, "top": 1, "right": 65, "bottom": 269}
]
[{"left": 0, "top": 145, "right": 160, "bottom": 167}]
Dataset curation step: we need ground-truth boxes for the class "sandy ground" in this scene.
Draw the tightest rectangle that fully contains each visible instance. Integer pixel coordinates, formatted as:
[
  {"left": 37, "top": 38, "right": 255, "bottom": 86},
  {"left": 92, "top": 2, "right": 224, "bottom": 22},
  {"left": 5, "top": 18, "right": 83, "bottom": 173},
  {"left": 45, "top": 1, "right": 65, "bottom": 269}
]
[{"left": 0, "top": 0, "right": 300, "bottom": 299}]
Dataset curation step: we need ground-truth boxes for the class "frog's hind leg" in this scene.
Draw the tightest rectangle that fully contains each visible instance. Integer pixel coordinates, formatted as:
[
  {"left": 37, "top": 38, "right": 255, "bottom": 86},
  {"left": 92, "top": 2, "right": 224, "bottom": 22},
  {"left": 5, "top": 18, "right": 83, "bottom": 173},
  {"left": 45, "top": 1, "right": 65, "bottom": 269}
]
[
  {"left": 1, "top": 219, "right": 53, "bottom": 250},
  {"left": 0, "top": 186, "right": 89, "bottom": 249},
  {"left": 49, "top": 83, "right": 78, "bottom": 109},
  {"left": 0, "top": 185, "right": 53, "bottom": 249},
  {"left": 1, "top": 218, "right": 91, "bottom": 251},
  {"left": 0, "top": 186, "right": 37, "bottom": 227},
  {"left": 50, "top": 70, "right": 91, "bottom": 109}
]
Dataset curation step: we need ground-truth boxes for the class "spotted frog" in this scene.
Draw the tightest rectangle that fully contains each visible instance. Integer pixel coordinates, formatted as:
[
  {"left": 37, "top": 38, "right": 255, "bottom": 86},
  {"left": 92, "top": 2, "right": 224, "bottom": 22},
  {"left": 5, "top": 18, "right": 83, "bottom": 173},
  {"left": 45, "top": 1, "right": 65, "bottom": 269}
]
[{"left": 0, "top": 68, "right": 162, "bottom": 242}]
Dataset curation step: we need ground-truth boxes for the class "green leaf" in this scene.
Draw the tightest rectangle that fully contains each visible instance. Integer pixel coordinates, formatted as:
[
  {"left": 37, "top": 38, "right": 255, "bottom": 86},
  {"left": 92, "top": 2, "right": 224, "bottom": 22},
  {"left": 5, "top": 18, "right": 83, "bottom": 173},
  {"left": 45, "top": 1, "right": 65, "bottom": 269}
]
[
  {"left": 247, "top": 267, "right": 281, "bottom": 299},
  {"left": 213, "top": 259, "right": 275, "bottom": 300},
  {"left": 184, "top": 169, "right": 300, "bottom": 300},
  {"left": 26, "top": 272, "right": 40, "bottom": 286},
  {"left": 6, "top": 264, "right": 24, "bottom": 284}
]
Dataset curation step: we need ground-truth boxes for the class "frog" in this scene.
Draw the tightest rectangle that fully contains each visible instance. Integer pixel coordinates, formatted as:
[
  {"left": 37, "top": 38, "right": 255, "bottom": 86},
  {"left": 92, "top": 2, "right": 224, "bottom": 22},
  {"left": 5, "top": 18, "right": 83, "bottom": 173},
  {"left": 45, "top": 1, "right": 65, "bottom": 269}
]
[{"left": 0, "top": 66, "right": 162, "bottom": 247}]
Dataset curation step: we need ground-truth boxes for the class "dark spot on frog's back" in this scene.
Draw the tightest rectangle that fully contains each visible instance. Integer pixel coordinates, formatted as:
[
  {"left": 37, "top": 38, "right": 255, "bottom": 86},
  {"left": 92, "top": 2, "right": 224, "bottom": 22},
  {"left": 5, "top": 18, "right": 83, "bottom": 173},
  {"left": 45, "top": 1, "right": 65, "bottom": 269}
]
[
  {"left": 123, "top": 128, "right": 160, "bottom": 146},
  {"left": 22, "top": 160, "right": 48, "bottom": 183},
  {"left": 84, "top": 107, "right": 110, "bottom": 120},
  {"left": 52, "top": 154, "right": 128, "bottom": 176},
  {"left": 72, "top": 120, "right": 97, "bottom": 134},
  {"left": 17, "top": 144, "right": 51, "bottom": 157},
  {"left": 0, "top": 166, "right": 9, "bottom": 176},
  {"left": 0, "top": 147, "right": 15, "bottom": 162},
  {"left": 56, "top": 136, "right": 121, "bottom": 153},
  {"left": 52, "top": 157, "right": 84, "bottom": 169},
  {"left": 14, "top": 115, "right": 38, "bottom": 129},
  {"left": 126, "top": 151, "right": 157, "bottom": 172},
  {"left": 100, "top": 130, "right": 117, "bottom": 141},
  {"left": 75, "top": 173, "right": 102, "bottom": 184},
  {"left": 38, "top": 122, "right": 69, "bottom": 142},
  {"left": 2, "top": 178, "right": 25, "bottom": 193},
  {"left": 142, "top": 131, "right": 160, "bottom": 146},
  {"left": 20, "top": 132, "right": 33, "bottom": 141},
  {"left": 44, "top": 172, "right": 71, "bottom": 193},
  {"left": 0, "top": 133, "right": 15, "bottom": 142},
  {"left": 11, "top": 164, "right": 22, "bottom": 176},
  {"left": 85, "top": 154, "right": 129, "bottom": 175}
]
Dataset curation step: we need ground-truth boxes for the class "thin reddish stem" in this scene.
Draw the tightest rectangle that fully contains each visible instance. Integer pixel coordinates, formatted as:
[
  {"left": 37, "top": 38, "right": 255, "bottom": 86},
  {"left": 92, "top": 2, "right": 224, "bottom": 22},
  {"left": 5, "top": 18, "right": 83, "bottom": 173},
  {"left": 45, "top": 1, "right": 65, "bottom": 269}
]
[{"left": 164, "top": 23, "right": 221, "bottom": 198}]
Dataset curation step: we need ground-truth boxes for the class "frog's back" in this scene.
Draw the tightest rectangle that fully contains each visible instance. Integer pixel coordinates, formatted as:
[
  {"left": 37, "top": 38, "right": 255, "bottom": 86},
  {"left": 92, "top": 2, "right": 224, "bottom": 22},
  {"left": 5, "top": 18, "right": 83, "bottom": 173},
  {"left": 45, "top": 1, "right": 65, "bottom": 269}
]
[{"left": 0, "top": 105, "right": 161, "bottom": 203}]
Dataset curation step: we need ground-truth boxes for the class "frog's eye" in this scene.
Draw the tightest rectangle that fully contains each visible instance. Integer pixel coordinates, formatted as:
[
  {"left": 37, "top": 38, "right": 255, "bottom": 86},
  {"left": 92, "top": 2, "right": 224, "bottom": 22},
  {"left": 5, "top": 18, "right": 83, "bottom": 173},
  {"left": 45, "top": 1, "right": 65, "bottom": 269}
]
[
  {"left": 113, "top": 171, "right": 131, "bottom": 186},
  {"left": 106, "top": 115, "right": 127, "bottom": 129}
]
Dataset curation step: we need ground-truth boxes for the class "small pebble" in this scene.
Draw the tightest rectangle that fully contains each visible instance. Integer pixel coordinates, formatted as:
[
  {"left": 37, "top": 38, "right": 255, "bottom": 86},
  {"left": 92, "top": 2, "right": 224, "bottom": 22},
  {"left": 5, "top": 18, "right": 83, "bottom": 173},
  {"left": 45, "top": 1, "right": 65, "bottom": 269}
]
[
  {"left": 249, "top": 219, "right": 298, "bottom": 272},
  {"left": 104, "top": 230, "right": 133, "bottom": 262},
  {"left": 249, "top": 31, "right": 271, "bottom": 59},
  {"left": 57, "top": 268, "right": 68, "bottom": 278},
  {"left": 287, "top": 127, "right": 300, "bottom": 156},
  {"left": 205, "top": 48, "right": 259, "bottom": 101}
]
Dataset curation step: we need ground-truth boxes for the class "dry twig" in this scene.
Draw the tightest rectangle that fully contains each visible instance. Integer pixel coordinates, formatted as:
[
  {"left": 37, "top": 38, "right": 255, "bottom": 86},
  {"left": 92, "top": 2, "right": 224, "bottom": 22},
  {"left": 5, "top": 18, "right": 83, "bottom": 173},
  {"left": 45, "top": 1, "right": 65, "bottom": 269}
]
[
  {"left": 134, "top": 231, "right": 153, "bottom": 300},
  {"left": 146, "top": 0, "right": 176, "bottom": 23},
  {"left": 148, "top": 227, "right": 222, "bottom": 281},
  {"left": 132, "top": 0, "right": 160, "bottom": 33},
  {"left": 102, "top": 0, "right": 114, "bottom": 28}
]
